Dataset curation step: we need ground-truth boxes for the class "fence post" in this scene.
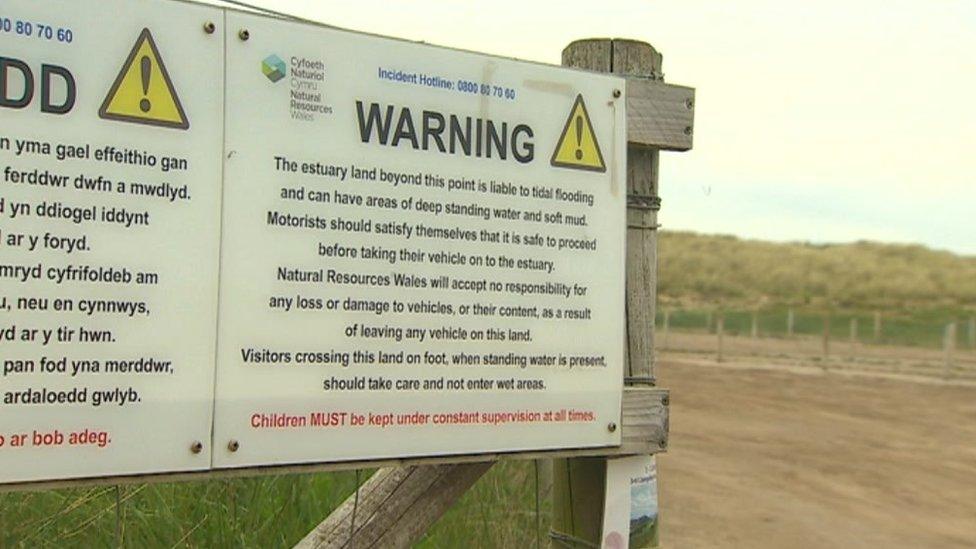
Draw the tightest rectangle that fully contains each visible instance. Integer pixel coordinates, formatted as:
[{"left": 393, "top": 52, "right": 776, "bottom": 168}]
[
  {"left": 553, "top": 38, "right": 666, "bottom": 547},
  {"left": 663, "top": 308, "right": 670, "bottom": 350},
  {"left": 787, "top": 307, "right": 794, "bottom": 338},
  {"left": 873, "top": 311, "right": 882, "bottom": 341},
  {"left": 822, "top": 313, "right": 831, "bottom": 369},
  {"left": 944, "top": 322, "right": 956, "bottom": 379},
  {"left": 968, "top": 316, "right": 975, "bottom": 351},
  {"left": 751, "top": 310, "right": 759, "bottom": 339},
  {"left": 717, "top": 313, "right": 725, "bottom": 363},
  {"left": 849, "top": 317, "right": 858, "bottom": 344}
]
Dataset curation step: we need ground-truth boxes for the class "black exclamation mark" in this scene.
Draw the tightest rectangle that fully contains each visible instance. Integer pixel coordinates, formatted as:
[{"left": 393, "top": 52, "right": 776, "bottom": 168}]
[
  {"left": 139, "top": 56, "right": 152, "bottom": 113},
  {"left": 574, "top": 115, "right": 584, "bottom": 160}
]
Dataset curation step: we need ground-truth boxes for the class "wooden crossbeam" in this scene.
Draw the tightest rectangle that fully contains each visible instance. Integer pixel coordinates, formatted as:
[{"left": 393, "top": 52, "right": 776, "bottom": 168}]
[
  {"left": 293, "top": 463, "right": 493, "bottom": 549},
  {"left": 627, "top": 79, "right": 695, "bottom": 151},
  {"left": 565, "top": 38, "right": 696, "bottom": 151}
]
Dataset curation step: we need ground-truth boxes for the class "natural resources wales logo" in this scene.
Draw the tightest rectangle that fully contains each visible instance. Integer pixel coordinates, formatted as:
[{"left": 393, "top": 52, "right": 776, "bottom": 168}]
[
  {"left": 259, "top": 52, "right": 333, "bottom": 121},
  {"left": 262, "top": 54, "right": 286, "bottom": 83}
]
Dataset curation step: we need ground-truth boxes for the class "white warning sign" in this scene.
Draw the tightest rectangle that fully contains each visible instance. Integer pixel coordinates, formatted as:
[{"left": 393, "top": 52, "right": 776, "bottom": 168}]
[
  {"left": 0, "top": 0, "right": 223, "bottom": 484},
  {"left": 212, "top": 13, "right": 626, "bottom": 468}
]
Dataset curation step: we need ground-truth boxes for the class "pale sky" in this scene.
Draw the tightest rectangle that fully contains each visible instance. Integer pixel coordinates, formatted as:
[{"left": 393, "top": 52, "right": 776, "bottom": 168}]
[{"left": 210, "top": 0, "right": 975, "bottom": 255}]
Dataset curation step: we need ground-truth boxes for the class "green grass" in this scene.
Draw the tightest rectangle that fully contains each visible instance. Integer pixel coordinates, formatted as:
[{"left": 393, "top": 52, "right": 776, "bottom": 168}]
[
  {"left": 655, "top": 232, "right": 976, "bottom": 348},
  {"left": 0, "top": 462, "right": 547, "bottom": 548},
  {"left": 0, "top": 474, "right": 356, "bottom": 548},
  {"left": 659, "top": 231, "right": 976, "bottom": 310},
  {"left": 419, "top": 461, "right": 548, "bottom": 548}
]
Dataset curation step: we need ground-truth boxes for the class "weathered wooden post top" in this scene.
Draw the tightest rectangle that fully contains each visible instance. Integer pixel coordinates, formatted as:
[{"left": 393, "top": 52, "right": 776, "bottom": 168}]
[{"left": 549, "top": 38, "right": 694, "bottom": 548}]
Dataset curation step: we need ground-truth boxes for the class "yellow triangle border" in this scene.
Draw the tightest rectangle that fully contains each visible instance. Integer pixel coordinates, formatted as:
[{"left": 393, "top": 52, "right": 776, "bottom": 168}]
[
  {"left": 550, "top": 94, "right": 606, "bottom": 173},
  {"left": 98, "top": 28, "right": 190, "bottom": 130}
]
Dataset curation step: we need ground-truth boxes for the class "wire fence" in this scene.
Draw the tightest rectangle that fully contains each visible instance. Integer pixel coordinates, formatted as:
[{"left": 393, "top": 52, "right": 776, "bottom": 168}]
[{"left": 657, "top": 306, "right": 976, "bottom": 381}]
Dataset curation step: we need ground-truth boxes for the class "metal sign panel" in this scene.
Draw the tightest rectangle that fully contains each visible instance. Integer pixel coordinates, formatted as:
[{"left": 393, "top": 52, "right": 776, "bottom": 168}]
[
  {"left": 0, "top": 0, "right": 223, "bottom": 483},
  {"left": 212, "top": 12, "right": 626, "bottom": 468}
]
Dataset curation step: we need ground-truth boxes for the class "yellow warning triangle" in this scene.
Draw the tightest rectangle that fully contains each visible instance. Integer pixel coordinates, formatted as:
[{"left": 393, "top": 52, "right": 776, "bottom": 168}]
[
  {"left": 99, "top": 28, "right": 189, "bottom": 130},
  {"left": 550, "top": 94, "right": 606, "bottom": 172}
]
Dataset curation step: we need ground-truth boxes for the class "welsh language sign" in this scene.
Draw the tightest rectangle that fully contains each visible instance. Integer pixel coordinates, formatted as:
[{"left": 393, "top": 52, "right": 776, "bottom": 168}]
[{"left": 0, "top": 0, "right": 223, "bottom": 483}]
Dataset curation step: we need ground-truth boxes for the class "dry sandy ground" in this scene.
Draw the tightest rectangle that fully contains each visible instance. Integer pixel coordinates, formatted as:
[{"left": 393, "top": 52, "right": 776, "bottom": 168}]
[{"left": 656, "top": 355, "right": 976, "bottom": 548}]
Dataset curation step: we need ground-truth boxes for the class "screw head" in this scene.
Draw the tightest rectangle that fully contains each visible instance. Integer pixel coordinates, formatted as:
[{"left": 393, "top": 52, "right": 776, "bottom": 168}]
[
  {"left": 684, "top": 126, "right": 693, "bottom": 136},
  {"left": 238, "top": 29, "right": 250, "bottom": 41},
  {"left": 662, "top": 396, "right": 670, "bottom": 406},
  {"left": 190, "top": 441, "right": 204, "bottom": 454},
  {"left": 227, "top": 440, "right": 240, "bottom": 452},
  {"left": 612, "top": 89, "right": 622, "bottom": 99},
  {"left": 607, "top": 422, "right": 618, "bottom": 433},
  {"left": 685, "top": 98, "right": 694, "bottom": 110},
  {"left": 203, "top": 21, "right": 216, "bottom": 34}
]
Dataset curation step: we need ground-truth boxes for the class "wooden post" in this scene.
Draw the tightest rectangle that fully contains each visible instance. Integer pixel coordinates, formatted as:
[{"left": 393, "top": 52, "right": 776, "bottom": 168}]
[
  {"left": 553, "top": 38, "right": 678, "bottom": 548},
  {"left": 822, "top": 313, "right": 831, "bottom": 368},
  {"left": 751, "top": 310, "right": 759, "bottom": 339},
  {"left": 717, "top": 313, "right": 725, "bottom": 363},
  {"left": 943, "top": 322, "right": 956, "bottom": 379},
  {"left": 849, "top": 317, "right": 858, "bottom": 344},
  {"left": 662, "top": 308, "right": 670, "bottom": 350},
  {"left": 873, "top": 311, "right": 882, "bottom": 341},
  {"left": 787, "top": 307, "right": 794, "bottom": 338},
  {"left": 968, "top": 316, "right": 975, "bottom": 351}
]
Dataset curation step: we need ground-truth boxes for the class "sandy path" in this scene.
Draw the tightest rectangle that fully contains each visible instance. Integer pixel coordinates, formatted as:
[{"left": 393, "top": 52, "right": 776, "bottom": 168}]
[{"left": 657, "top": 355, "right": 976, "bottom": 548}]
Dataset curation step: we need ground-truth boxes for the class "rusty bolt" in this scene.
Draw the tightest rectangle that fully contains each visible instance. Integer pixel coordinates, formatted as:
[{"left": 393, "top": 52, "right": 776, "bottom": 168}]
[
  {"left": 238, "top": 29, "right": 250, "bottom": 41},
  {"left": 203, "top": 22, "right": 216, "bottom": 34},
  {"left": 607, "top": 422, "right": 618, "bottom": 433},
  {"left": 190, "top": 441, "right": 204, "bottom": 454},
  {"left": 612, "top": 89, "right": 622, "bottom": 99},
  {"left": 685, "top": 98, "right": 694, "bottom": 110},
  {"left": 227, "top": 440, "right": 240, "bottom": 452}
]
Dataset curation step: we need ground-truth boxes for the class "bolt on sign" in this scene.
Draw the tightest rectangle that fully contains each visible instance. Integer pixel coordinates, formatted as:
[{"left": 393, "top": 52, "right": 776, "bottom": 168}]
[
  {"left": 0, "top": 0, "right": 625, "bottom": 486},
  {"left": 0, "top": 0, "right": 223, "bottom": 484}
]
